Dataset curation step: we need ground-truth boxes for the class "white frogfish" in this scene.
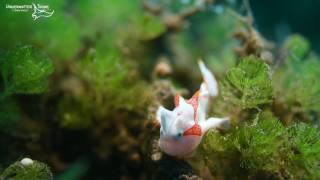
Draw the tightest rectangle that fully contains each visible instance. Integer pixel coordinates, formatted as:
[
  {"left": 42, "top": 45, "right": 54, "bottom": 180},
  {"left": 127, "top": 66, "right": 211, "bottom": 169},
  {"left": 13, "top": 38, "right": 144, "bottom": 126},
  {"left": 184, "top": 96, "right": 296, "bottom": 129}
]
[{"left": 157, "top": 61, "right": 229, "bottom": 158}]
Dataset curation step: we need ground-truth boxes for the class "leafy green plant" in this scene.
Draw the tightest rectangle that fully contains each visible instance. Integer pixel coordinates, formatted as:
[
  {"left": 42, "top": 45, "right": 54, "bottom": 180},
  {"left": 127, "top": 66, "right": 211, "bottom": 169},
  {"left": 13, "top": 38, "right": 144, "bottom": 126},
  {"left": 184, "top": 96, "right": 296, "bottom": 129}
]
[
  {"left": 0, "top": 45, "right": 54, "bottom": 98},
  {"left": 288, "top": 123, "right": 320, "bottom": 179},
  {"left": 58, "top": 49, "right": 153, "bottom": 129},
  {"left": 201, "top": 112, "right": 320, "bottom": 179},
  {"left": 0, "top": 45, "right": 54, "bottom": 131},
  {"left": 221, "top": 56, "right": 273, "bottom": 109},
  {"left": 273, "top": 35, "right": 320, "bottom": 123},
  {"left": 0, "top": 159, "right": 52, "bottom": 180}
]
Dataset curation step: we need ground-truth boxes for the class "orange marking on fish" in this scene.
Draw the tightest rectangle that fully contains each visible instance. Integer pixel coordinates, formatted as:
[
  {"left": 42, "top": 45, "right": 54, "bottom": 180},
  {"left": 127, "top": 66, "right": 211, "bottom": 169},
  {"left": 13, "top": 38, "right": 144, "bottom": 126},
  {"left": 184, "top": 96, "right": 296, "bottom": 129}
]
[
  {"left": 175, "top": 94, "right": 180, "bottom": 107},
  {"left": 183, "top": 123, "right": 202, "bottom": 136},
  {"left": 187, "top": 91, "right": 200, "bottom": 122}
]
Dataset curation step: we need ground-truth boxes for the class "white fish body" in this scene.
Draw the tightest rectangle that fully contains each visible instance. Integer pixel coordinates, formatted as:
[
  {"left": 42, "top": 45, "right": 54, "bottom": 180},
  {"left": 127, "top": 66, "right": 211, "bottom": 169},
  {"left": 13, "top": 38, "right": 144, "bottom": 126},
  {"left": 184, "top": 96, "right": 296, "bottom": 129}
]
[{"left": 157, "top": 61, "right": 229, "bottom": 158}]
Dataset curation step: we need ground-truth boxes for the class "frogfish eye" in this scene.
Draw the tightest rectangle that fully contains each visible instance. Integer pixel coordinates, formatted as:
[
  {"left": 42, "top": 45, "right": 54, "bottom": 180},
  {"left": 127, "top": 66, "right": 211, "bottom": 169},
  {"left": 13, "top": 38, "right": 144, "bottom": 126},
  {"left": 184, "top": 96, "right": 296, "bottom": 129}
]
[{"left": 175, "top": 132, "right": 183, "bottom": 140}]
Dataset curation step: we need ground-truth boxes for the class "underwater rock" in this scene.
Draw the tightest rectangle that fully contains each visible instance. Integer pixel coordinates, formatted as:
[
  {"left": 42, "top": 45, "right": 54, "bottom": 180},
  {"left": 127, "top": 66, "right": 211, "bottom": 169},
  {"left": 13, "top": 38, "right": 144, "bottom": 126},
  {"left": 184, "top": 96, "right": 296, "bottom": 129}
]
[
  {"left": 153, "top": 154, "right": 201, "bottom": 180},
  {"left": 20, "top": 158, "right": 34, "bottom": 166}
]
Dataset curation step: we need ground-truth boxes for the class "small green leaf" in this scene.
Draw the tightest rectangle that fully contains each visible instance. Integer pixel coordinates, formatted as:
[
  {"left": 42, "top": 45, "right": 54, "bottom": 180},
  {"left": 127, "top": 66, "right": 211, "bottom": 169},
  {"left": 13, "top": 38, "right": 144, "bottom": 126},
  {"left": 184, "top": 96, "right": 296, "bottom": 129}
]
[{"left": 0, "top": 45, "right": 54, "bottom": 96}]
